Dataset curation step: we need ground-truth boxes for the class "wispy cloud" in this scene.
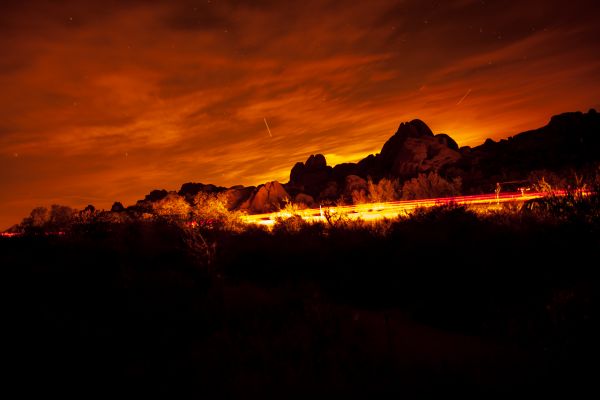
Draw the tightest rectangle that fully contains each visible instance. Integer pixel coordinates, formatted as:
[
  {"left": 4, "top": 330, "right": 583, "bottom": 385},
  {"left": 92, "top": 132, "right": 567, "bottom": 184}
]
[{"left": 1, "top": 0, "right": 599, "bottom": 228}]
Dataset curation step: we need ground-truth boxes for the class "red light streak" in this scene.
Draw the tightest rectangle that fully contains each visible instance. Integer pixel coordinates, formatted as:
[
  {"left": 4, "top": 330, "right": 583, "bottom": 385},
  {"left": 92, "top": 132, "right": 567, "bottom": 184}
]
[{"left": 241, "top": 190, "right": 584, "bottom": 226}]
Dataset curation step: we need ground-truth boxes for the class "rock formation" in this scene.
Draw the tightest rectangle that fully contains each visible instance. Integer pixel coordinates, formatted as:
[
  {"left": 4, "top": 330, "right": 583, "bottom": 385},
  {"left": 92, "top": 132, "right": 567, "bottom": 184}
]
[{"left": 241, "top": 181, "right": 290, "bottom": 213}]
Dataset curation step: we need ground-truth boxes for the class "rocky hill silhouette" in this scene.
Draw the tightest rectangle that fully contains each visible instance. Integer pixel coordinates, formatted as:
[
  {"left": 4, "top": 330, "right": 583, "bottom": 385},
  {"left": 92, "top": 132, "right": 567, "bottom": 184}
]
[{"left": 136, "top": 109, "right": 599, "bottom": 213}]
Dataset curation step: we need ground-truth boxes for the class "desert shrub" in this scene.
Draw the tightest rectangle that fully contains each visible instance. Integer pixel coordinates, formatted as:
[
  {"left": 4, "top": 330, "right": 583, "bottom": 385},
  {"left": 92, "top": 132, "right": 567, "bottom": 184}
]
[
  {"left": 322, "top": 205, "right": 352, "bottom": 228},
  {"left": 350, "top": 177, "right": 400, "bottom": 204},
  {"left": 76, "top": 205, "right": 97, "bottom": 223},
  {"left": 350, "top": 188, "right": 369, "bottom": 204},
  {"left": 532, "top": 176, "right": 554, "bottom": 194},
  {"left": 20, "top": 204, "right": 76, "bottom": 233},
  {"left": 524, "top": 188, "right": 600, "bottom": 227},
  {"left": 281, "top": 199, "right": 304, "bottom": 214},
  {"left": 528, "top": 170, "right": 568, "bottom": 191},
  {"left": 96, "top": 210, "right": 133, "bottom": 224},
  {"left": 192, "top": 192, "right": 244, "bottom": 231},
  {"left": 407, "top": 203, "right": 476, "bottom": 226},
  {"left": 367, "top": 177, "right": 400, "bottom": 203},
  {"left": 401, "top": 172, "right": 462, "bottom": 200},
  {"left": 270, "top": 200, "right": 315, "bottom": 233},
  {"left": 272, "top": 214, "right": 309, "bottom": 234},
  {"left": 360, "top": 218, "right": 395, "bottom": 237},
  {"left": 152, "top": 193, "right": 191, "bottom": 221}
]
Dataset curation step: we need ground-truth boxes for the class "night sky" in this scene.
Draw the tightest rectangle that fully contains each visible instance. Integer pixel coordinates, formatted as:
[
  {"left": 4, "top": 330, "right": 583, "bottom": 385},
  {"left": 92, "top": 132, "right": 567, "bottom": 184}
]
[{"left": 1, "top": 0, "right": 599, "bottom": 228}]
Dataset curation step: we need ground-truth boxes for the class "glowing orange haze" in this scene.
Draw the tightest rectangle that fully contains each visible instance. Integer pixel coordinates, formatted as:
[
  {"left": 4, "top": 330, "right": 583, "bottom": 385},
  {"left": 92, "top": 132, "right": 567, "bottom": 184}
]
[{"left": 1, "top": 0, "right": 599, "bottom": 229}]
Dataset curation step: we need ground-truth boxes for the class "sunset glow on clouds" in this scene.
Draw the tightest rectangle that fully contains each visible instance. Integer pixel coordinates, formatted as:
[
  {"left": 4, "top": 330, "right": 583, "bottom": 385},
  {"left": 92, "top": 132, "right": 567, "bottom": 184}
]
[{"left": 1, "top": 0, "right": 599, "bottom": 228}]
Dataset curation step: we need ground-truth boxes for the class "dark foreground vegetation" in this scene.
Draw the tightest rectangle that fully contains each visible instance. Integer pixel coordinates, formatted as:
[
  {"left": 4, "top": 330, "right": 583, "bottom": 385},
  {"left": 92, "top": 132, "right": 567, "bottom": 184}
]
[{"left": 5, "top": 192, "right": 599, "bottom": 397}]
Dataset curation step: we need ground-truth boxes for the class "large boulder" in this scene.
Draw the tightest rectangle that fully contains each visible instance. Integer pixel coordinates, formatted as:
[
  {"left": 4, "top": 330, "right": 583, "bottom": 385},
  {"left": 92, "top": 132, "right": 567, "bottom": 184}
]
[
  {"left": 319, "top": 181, "right": 339, "bottom": 201},
  {"left": 224, "top": 185, "right": 255, "bottom": 210},
  {"left": 356, "top": 154, "right": 382, "bottom": 179},
  {"left": 289, "top": 162, "right": 305, "bottom": 184},
  {"left": 178, "top": 182, "right": 226, "bottom": 201},
  {"left": 288, "top": 154, "right": 333, "bottom": 197},
  {"left": 286, "top": 121, "right": 462, "bottom": 193},
  {"left": 388, "top": 136, "right": 462, "bottom": 177},
  {"left": 305, "top": 154, "right": 327, "bottom": 170},
  {"left": 435, "top": 133, "right": 459, "bottom": 151},
  {"left": 332, "top": 162, "right": 359, "bottom": 181},
  {"left": 241, "top": 181, "right": 290, "bottom": 213},
  {"left": 380, "top": 119, "right": 434, "bottom": 167},
  {"left": 294, "top": 193, "right": 315, "bottom": 208},
  {"left": 377, "top": 119, "right": 461, "bottom": 178}
]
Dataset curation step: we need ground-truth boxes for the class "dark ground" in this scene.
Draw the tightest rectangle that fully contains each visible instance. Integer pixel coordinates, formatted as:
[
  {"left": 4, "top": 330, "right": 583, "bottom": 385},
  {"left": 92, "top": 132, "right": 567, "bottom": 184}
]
[{"left": 4, "top": 205, "right": 599, "bottom": 397}]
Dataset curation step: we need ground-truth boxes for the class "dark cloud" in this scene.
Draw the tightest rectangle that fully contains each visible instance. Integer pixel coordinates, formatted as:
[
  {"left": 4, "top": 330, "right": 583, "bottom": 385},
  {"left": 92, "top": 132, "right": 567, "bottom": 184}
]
[{"left": 164, "top": 4, "right": 230, "bottom": 31}]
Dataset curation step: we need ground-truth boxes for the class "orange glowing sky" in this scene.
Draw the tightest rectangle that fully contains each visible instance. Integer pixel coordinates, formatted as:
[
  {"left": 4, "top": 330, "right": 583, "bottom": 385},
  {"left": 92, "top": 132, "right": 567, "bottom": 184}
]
[{"left": 1, "top": 0, "right": 599, "bottom": 229}]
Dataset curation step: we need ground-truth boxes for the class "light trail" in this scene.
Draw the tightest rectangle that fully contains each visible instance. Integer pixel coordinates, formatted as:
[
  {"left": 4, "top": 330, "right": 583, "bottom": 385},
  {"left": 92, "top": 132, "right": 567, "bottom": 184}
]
[
  {"left": 0, "top": 231, "right": 65, "bottom": 238},
  {"left": 241, "top": 190, "right": 577, "bottom": 227},
  {"left": 0, "top": 232, "right": 21, "bottom": 237},
  {"left": 456, "top": 88, "right": 472, "bottom": 105},
  {"left": 263, "top": 117, "right": 273, "bottom": 137}
]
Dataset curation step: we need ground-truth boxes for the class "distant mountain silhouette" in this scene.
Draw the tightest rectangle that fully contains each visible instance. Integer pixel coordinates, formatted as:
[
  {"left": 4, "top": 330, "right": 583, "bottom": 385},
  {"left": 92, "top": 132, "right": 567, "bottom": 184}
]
[{"left": 138, "top": 109, "right": 599, "bottom": 212}]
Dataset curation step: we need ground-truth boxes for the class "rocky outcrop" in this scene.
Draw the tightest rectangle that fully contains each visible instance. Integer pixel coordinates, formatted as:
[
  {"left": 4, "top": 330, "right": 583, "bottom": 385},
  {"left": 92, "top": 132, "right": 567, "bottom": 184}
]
[
  {"left": 241, "top": 181, "right": 290, "bottom": 213},
  {"left": 332, "top": 163, "right": 359, "bottom": 181},
  {"left": 131, "top": 109, "right": 600, "bottom": 215},
  {"left": 305, "top": 154, "right": 327, "bottom": 170},
  {"left": 287, "top": 119, "right": 462, "bottom": 200},
  {"left": 178, "top": 182, "right": 226, "bottom": 201},
  {"left": 434, "top": 134, "right": 459, "bottom": 151},
  {"left": 455, "top": 109, "right": 600, "bottom": 191},
  {"left": 379, "top": 120, "right": 461, "bottom": 178},
  {"left": 389, "top": 136, "right": 461, "bottom": 177},
  {"left": 224, "top": 185, "right": 255, "bottom": 210},
  {"left": 380, "top": 119, "right": 435, "bottom": 168},
  {"left": 294, "top": 193, "right": 315, "bottom": 208},
  {"left": 319, "top": 181, "right": 339, "bottom": 200},
  {"left": 288, "top": 154, "right": 333, "bottom": 197}
]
